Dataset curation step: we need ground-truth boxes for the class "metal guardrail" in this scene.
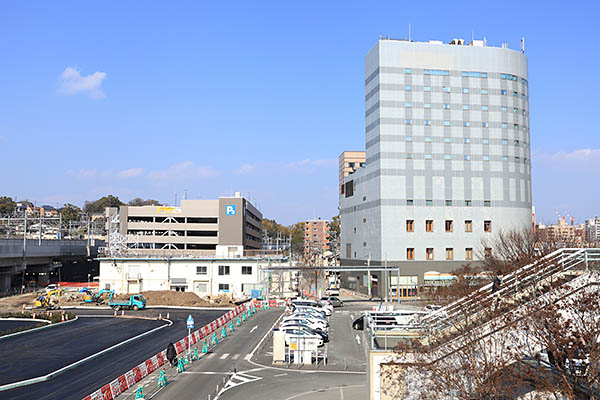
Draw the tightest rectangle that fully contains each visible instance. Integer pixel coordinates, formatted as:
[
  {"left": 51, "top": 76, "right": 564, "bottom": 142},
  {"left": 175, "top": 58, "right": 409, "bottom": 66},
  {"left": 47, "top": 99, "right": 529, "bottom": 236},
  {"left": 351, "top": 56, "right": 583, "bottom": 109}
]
[{"left": 420, "top": 248, "right": 600, "bottom": 335}]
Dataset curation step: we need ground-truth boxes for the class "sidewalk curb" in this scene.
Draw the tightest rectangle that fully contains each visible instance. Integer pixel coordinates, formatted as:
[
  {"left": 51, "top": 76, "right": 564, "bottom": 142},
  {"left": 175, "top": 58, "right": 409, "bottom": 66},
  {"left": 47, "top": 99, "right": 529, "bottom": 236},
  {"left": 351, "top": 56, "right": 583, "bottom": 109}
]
[{"left": 0, "top": 315, "right": 78, "bottom": 341}]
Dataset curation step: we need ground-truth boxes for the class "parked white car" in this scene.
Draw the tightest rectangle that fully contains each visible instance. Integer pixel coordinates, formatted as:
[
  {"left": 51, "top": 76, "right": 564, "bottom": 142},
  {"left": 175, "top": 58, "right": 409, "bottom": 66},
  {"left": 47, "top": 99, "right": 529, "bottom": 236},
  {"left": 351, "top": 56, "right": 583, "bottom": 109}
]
[
  {"left": 287, "top": 312, "right": 328, "bottom": 325},
  {"left": 281, "top": 318, "right": 328, "bottom": 333},
  {"left": 279, "top": 327, "right": 324, "bottom": 347}
]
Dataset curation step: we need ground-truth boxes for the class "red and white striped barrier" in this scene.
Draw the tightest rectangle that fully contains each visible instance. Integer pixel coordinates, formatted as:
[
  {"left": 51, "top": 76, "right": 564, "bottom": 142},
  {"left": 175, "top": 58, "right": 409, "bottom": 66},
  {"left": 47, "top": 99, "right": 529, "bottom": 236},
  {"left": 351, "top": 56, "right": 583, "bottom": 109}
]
[{"left": 81, "top": 304, "right": 249, "bottom": 400}]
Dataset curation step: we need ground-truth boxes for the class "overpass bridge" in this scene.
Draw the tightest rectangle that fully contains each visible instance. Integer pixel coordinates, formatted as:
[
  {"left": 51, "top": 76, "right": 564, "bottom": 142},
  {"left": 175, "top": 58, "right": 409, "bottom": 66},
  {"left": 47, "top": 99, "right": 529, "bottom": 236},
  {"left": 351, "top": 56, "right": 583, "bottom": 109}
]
[{"left": 0, "top": 239, "right": 105, "bottom": 293}]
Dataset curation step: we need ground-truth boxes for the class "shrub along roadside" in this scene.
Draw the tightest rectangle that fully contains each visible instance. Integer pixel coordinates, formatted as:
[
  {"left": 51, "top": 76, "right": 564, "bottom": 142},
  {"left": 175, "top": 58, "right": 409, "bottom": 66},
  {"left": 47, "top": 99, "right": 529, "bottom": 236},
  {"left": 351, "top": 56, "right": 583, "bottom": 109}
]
[{"left": 0, "top": 311, "right": 76, "bottom": 337}]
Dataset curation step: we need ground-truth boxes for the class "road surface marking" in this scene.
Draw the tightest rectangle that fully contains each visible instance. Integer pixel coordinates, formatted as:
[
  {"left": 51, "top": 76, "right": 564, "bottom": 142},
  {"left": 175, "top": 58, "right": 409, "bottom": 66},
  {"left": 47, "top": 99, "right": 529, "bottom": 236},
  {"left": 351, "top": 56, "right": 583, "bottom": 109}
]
[
  {"left": 182, "top": 371, "right": 230, "bottom": 375},
  {"left": 273, "top": 373, "right": 287, "bottom": 377},
  {"left": 355, "top": 334, "right": 361, "bottom": 345},
  {"left": 250, "top": 325, "right": 258, "bottom": 333},
  {"left": 220, "top": 353, "right": 229, "bottom": 359},
  {"left": 206, "top": 353, "right": 216, "bottom": 359},
  {"left": 340, "top": 387, "right": 345, "bottom": 400},
  {"left": 232, "top": 353, "right": 241, "bottom": 360},
  {"left": 244, "top": 354, "right": 252, "bottom": 361}
]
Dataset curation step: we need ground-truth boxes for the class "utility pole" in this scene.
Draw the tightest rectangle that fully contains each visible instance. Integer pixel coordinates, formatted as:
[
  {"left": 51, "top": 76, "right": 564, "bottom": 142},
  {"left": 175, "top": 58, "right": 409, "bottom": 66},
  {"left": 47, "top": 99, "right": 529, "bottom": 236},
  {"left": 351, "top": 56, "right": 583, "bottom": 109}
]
[
  {"left": 384, "top": 255, "right": 388, "bottom": 304},
  {"left": 22, "top": 213, "right": 27, "bottom": 294},
  {"left": 38, "top": 213, "right": 42, "bottom": 245},
  {"left": 367, "top": 252, "right": 371, "bottom": 298}
]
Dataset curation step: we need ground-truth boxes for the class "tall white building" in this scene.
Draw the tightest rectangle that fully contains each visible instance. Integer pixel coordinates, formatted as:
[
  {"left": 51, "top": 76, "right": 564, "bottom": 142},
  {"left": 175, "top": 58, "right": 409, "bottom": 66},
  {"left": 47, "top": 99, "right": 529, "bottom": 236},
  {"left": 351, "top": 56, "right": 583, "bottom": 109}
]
[
  {"left": 340, "top": 37, "right": 532, "bottom": 287},
  {"left": 585, "top": 217, "right": 600, "bottom": 243}
]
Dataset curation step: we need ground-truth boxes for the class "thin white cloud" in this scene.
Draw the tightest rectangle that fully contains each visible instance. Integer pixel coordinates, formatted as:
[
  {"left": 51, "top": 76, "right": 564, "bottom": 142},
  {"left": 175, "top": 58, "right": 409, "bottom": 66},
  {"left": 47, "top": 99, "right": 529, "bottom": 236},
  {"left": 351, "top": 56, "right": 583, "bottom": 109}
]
[
  {"left": 148, "top": 161, "right": 217, "bottom": 181},
  {"left": 58, "top": 66, "right": 107, "bottom": 99},
  {"left": 118, "top": 168, "right": 144, "bottom": 179},
  {"left": 550, "top": 148, "right": 600, "bottom": 161},
  {"left": 67, "top": 168, "right": 98, "bottom": 179},
  {"left": 234, "top": 163, "right": 260, "bottom": 175}
]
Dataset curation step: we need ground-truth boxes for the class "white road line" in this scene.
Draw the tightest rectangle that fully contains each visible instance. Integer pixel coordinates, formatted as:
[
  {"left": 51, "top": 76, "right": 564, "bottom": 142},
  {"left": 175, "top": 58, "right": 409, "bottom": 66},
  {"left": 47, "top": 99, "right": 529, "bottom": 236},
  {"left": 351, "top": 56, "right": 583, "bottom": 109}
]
[
  {"left": 340, "top": 386, "right": 345, "bottom": 400},
  {"left": 244, "top": 354, "right": 252, "bottom": 361},
  {"left": 206, "top": 353, "right": 216, "bottom": 359},
  {"left": 250, "top": 325, "right": 258, "bottom": 333},
  {"left": 181, "top": 371, "right": 230, "bottom": 375},
  {"left": 232, "top": 353, "right": 241, "bottom": 360},
  {"left": 220, "top": 353, "right": 229, "bottom": 360},
  {"left": 273, "top": 373, "right": 287, "bottom": 377},
  {"left": 355, "top": 334, "right": 361, "bottom": 345}
]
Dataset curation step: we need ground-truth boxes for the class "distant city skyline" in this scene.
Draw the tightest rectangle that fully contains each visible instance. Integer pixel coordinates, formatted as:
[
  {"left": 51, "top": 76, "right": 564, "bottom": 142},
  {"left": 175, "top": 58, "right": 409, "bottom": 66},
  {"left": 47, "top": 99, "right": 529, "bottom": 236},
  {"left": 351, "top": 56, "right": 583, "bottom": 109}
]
[{"left": 1, "top": 1, "right": 599, "bottom": 226}]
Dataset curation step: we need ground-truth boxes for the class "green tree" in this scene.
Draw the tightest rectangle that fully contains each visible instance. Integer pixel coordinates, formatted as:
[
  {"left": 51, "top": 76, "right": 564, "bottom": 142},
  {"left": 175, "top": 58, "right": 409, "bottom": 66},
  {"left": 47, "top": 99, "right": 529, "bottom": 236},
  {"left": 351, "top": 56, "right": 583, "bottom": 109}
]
[
  {"left": 288, "top": 222, "right": 306, "bottom": 255},
  {"left": 262, "top": 218, "right": 290, "bottom": 239},
  {"left": 60, "top": 203, "right": 81, "bottom": 225},
  {"left": 0, "top": 196, "right": 16, "bottom": 215},
  {"left": 83, "top": 195, "right": 124, "bottom": 214},
  {"left": 128, "top": 198, "right": 162, "bottom": 206},
  {"left": 327, "top": 215, "right": 340, "bottom": 252}
]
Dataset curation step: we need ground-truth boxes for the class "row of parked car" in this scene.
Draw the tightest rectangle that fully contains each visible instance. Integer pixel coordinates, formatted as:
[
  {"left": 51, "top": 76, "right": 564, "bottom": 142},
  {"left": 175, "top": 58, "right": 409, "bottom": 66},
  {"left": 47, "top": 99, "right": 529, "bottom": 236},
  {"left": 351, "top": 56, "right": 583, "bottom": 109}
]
[{"left": 275, "top": 298, "right": 341, "bottom": 347}]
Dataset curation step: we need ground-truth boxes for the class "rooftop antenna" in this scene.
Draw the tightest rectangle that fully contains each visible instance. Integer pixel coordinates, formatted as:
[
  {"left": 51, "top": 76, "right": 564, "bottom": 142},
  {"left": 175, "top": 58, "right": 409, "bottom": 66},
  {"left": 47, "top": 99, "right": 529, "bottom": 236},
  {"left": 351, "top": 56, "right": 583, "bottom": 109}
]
[
  {"left": 174, "top": 193, "right": 177, "bottom": 207},
  {"left": 472, "top": 30, "right": 474, "bottom": 42},
  {"left": 521, "top": 37, "right": 525, "bottom": 53},
  {"left": 408, "top": 23, "right": 411, "bottom": 41},
  {"left": 184, "top": 188, "right": 188, "bottom": 200}
]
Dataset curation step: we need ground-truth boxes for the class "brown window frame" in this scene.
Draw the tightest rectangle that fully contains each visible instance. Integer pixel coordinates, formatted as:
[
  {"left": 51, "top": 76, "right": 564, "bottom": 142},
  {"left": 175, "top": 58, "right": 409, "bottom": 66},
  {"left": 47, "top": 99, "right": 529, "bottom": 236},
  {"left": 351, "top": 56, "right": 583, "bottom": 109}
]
[
  {"left": 445, "top": 220, "right": 453, "bottom": 232},
  {"left": 407, "top": 248, "right": 415, "bottom": 260},
  {"left": 465, "top": 220, "right": 473, "bottom": 233},
  {"left": 426, "top": 248, "right": 434, "bottom": 260},
  {"left": 426, "top": 220, "right": 434, "bottom": 232},
  {"left": 465, "top": 248, "right": 473, "bottom": 260},
  {"left": 484, "top": 220, "right": 492, "bottom": 233},
  {"left": 406, "top": 220, "right": 414, "bottom": 232},
  {"left": 446, "top": 248, "right": 454, "bottom": 260}
]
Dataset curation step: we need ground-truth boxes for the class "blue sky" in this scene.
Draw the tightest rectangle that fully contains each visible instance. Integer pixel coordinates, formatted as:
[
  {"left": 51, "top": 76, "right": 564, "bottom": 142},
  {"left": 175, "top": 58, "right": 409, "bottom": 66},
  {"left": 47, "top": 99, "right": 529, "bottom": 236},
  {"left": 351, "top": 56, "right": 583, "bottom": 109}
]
[{"left": 1, "top": 1, "right": 598, "bottom": 225}]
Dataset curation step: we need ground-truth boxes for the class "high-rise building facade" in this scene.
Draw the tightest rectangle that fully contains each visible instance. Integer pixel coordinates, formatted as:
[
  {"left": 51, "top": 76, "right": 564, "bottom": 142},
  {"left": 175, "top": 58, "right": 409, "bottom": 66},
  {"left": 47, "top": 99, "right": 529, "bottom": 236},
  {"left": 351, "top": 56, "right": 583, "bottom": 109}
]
[
  {"left": 340, "top": 38, "right": 532, "bottom": 278},
  {"left": 304, "top": 219, "right": 329, "bottom": 258}
]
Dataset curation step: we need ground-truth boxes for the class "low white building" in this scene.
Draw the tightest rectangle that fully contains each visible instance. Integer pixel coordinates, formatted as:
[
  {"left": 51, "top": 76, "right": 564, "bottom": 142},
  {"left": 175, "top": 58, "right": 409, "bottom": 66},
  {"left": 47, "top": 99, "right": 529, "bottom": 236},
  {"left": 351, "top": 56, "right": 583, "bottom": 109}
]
[{"left": 99, "top": 256, "right": 296, "bottom": 300}]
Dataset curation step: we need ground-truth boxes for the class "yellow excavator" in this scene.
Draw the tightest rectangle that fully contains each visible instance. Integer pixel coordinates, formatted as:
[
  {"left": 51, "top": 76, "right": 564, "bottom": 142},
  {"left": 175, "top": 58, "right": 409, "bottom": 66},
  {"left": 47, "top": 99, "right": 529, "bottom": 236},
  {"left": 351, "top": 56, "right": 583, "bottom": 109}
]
[{"left": 34, "top": 289, "right": 62, "bottom": 309}]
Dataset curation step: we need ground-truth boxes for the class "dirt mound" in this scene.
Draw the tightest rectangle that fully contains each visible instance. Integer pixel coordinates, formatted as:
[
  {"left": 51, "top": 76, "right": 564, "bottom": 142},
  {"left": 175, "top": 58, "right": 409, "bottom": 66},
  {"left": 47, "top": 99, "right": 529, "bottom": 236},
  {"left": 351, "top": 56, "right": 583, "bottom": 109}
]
[
  {"left": 114, "top": 291, "right": 235, "bottom": 307},
  {"left": 0, "top": 293, "right": 37, "bottom": 312}
]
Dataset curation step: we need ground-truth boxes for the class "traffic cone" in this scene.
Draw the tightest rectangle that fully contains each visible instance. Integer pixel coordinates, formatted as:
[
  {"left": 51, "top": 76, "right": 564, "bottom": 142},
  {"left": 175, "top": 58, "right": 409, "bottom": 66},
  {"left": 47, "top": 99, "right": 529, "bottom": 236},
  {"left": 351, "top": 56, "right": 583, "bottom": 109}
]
[
  {"left": 32, "top": 312, "right": 36, "bottom": 319},
  {"left": 158, "top": 313, "right": 162, "bottom": 320},
  {"left": 114, "top": 310, "right": 117, "bottom": 317},
  {"left": 61, "top": 314, "right": 65, "bottom": 322},
  {"left": 22, "top": 304, "right": 26, "bottom": 314},
  {"left": 166, "top": 312, "right": 170, "bottom": 319},
  {"left": 121, "top": 310, "right": 125, "bottom": 316}
]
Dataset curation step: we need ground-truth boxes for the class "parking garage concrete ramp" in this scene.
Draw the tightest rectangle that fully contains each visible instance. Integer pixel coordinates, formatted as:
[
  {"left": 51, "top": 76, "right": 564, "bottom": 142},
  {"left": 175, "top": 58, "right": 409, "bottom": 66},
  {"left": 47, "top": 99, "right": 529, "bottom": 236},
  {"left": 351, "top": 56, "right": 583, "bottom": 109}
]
[{"left": 0, "top": 316, "right": 165, "bottom": 386}]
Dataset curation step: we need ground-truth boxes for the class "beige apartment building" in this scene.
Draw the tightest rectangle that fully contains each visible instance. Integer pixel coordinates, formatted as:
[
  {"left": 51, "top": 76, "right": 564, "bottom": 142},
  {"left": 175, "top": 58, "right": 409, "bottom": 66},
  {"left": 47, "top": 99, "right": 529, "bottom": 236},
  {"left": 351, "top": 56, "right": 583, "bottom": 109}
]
[
  {"left": 338, "top": 151, "right": 366, "bottom": 194},
  {"left": 304, "top": 219, "right": 329, "bottom": 258}
]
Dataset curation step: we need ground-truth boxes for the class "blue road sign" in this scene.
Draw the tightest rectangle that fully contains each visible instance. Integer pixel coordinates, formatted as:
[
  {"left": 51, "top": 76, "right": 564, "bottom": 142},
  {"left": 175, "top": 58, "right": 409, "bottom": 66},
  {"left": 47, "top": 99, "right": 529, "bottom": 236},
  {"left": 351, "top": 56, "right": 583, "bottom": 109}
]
[
  {"left": 186, "top": 314, "right": 194, "bottom": 329},
  {"left": 225, "top": 205, "right": 236, "bottom": 215}
]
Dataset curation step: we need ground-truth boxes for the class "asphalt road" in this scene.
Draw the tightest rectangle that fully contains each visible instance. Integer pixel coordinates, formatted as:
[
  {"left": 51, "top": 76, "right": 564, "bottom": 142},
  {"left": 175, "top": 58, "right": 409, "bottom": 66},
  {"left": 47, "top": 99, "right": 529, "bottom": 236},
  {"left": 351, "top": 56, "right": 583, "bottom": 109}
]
[
  {"left": 0, "top": 319, "right": 48, "bottom": 334},
  {"left": 3, "top": 308, "right": 227, "bottom": 400},
  {"left": 140, "top": 305, "right": 369, "bottom": 400},
  {"left": 147, "top": 308, "right": 284, "bottom": 400},
  {"left": 0, "top": 316, "right": 165, "bottom": 385}
]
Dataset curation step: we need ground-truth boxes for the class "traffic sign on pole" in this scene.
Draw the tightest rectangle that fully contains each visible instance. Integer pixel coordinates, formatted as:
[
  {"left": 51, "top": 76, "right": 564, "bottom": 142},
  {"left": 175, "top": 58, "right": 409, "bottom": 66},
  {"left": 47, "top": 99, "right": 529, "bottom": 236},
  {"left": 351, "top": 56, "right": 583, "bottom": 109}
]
[{"left": 186, "top": 315, "right": 194, "bottom": 329}]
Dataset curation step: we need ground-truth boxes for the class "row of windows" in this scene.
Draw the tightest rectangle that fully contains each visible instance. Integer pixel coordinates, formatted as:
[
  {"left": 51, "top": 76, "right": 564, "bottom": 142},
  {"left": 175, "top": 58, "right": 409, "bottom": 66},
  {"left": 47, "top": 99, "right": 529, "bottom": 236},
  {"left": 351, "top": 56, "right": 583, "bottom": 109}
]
[
  {"left": 500, "top": 73, "right": 528, "bottom": 86},
  {"left": 405, "top": 136, "right": 527, "bottom": 146},
  {"left": 402, "top": 85, "right": 527, "bottom": 99},
  {"left": 403, "top": 119, "right": 528, "bottom": 131},
  {"left": 402, "top": 68, "right": 526, "bottom": 84},
  {"left": 406, "top": 219, "right": 491, "bottom": 233},
  {"left": 347, "top": 162, "right": 366, "bottom": 168},
  {"left": 197, "top": 265, "right": 253, "bottom": 275},
  {"left": 406, "top": 200, "right": 490, "bottom": 207},
  {"left": 407, "top": 247, "right": 483, "bottom": 261},
  {"left": 404, "top": 154, "right": 529, "bottom": 163},
  {"left": 400, "top": 102, "right": 527, "bottom": 114}
]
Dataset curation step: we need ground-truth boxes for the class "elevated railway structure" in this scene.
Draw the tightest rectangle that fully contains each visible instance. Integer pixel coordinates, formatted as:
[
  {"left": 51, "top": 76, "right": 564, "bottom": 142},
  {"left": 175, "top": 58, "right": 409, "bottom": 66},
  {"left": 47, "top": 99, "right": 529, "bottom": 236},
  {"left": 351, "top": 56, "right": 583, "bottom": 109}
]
[{"left": 0, "top": 239, "right": 104, "bottom": 293}]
